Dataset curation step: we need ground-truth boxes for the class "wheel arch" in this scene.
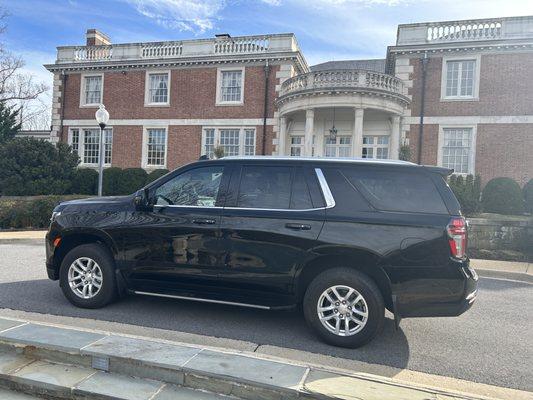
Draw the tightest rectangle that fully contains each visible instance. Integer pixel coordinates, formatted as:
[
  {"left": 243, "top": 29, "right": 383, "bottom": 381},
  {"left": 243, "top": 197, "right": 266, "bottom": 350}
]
[
  {"left": 295, "top": 249, "right": 393, "bottom": 310},
  {"left": 53, "top": 229, "right": 118, "bottom": 274}
]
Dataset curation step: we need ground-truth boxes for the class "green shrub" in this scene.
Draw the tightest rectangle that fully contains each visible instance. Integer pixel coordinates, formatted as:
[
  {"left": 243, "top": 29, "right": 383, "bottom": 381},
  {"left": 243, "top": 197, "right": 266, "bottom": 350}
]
[
  {"left": 102, "top": 167, "right": 123, "bottom": 196},
  {"left": 482, "top": 177, "right": 525, "bottom": 215},
  {"left": 448, "top": 174, "right": 481, "bottom": 216},
  {"left": 0, "top": 138, "right": 79, "bottom": 195},
  {"left": 0, "top": 195, "right": 86, "bottom": 229},
  {"left": 524, "top": 179, "right": 533, "bottom": 214},
  {"left": 119, "top": 168, "right": 148, "bottom": 194},
  {"left": 71, "top": 168, "right": 98, "bottom": 195},
  {"left": 146, "top": 169, "right": 169, "bottom": 185}
]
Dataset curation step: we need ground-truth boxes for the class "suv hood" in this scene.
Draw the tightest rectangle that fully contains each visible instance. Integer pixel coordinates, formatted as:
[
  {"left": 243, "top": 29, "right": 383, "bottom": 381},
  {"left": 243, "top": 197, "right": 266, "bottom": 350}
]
[{"left": 55, "top": 195, "right": 134, "bottom": 213}]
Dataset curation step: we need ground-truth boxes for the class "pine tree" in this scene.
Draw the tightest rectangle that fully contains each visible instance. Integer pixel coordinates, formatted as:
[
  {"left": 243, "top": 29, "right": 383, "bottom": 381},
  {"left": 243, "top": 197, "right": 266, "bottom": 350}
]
[{"left": 0, "top": 102, "right": 21, "bottom": 143}]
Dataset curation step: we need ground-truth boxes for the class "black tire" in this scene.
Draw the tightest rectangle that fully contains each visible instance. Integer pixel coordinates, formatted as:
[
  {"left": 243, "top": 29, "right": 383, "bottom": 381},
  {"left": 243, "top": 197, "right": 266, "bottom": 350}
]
[
  {"left": 59, "top": 243, "right": 117, "bottom": 309},
  {"left": 303, "top": 268, "right": 385, "bottom": 348}
]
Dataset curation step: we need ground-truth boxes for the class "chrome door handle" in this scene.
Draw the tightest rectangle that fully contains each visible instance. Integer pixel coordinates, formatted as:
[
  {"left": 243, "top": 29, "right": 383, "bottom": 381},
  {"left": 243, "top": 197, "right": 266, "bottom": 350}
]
[
  {"left": 193, "top": 218, "right": 216, "bottom": 225},
  {"left": 285, "top": 223, "right": 311, "bottom": 230}
]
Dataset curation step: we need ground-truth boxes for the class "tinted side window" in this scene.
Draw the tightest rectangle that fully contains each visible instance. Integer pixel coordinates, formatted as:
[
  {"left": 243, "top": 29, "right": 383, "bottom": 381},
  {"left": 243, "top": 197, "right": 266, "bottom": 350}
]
[
  {"left": 290, "top": 169, "right": 313, "bottom": 209},
  {"left": 237, "top": 166, "right": 291, "bottom": 209},
  {"left": 342, "top": 168, "right": 448, "bottom": 214},
  {"left": 154, "top": 166, "right": 223, "bottom": 207}
]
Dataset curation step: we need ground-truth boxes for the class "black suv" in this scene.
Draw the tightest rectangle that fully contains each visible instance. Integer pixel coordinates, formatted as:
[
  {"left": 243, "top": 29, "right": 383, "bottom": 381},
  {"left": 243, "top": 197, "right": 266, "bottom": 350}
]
[{"left": 46, "top": 157, "right": 477, "bottom": 347}]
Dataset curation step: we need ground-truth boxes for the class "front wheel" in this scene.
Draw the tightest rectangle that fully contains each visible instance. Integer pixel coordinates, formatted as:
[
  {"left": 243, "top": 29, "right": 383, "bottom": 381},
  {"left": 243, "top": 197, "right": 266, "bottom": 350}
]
[
  {"left": 59, "top": 243, "right": 117, "bottom": 309},
  {"left": 303, "top": 268, "right": 385, "bottom": 348}
]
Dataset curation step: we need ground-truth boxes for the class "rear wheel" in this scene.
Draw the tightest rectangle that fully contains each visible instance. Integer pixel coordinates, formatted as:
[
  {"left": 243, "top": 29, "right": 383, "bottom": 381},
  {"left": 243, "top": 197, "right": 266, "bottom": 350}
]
[
  {"left": 303, "top": 268, "right": 384, "bottom": 348},
  {"left": 59, "top": 243, "right": 117, "bottom": 309}
]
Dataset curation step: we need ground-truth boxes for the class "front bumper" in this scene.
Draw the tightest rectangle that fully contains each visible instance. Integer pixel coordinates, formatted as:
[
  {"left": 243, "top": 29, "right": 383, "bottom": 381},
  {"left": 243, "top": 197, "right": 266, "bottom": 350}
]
[{"left": 45, "top": 230, "right": 59, "bottom": 280}]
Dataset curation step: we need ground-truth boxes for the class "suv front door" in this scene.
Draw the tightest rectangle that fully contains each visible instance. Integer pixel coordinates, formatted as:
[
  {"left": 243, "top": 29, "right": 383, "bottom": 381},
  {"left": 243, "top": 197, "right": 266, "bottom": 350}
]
[
  {"left": 218, "top": 164, "right": 326, "bottom": 307},
  {"left": 122, "top": 164, "right": 228, "bottom": 293}
]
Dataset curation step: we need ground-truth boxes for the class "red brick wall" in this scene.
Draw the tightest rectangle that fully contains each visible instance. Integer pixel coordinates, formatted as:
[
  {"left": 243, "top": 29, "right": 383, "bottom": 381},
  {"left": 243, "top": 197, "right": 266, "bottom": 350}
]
[
  {"left": 62, "top": 65, "right": 279, "bottom": 120},
  {"left": 475, "top": 124, "right": 533, "bottom": 186},
  {"left": 405, "top": 124, "right": 439, "bottom": 165},
  {"left": 409, "top": 53, "right": 533, "bottom": 116}
]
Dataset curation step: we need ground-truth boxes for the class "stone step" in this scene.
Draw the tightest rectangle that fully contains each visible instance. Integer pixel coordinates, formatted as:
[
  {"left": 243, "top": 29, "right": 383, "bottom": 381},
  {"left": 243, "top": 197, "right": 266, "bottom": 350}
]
[{"left": 0, "top": 350, "right": 233, "bottom": 400}]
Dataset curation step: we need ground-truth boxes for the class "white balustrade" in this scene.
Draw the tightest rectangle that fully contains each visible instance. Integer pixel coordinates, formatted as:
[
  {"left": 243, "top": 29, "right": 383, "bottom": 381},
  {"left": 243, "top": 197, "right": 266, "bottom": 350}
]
[{"left": 142, "top": 42, "right": 183, "bottom": 58}]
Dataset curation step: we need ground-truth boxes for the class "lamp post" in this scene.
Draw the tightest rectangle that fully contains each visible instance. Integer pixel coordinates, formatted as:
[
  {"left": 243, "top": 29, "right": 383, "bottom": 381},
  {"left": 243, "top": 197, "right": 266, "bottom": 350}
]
[{"left": 95, "top": 104, "right": 110, "bottom": 197}]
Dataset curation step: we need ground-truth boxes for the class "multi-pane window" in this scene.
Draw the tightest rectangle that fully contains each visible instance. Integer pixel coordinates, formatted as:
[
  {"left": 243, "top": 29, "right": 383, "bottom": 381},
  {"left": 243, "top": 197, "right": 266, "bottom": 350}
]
[
  {"left": 442, "top": 128, "right": 472, "bottom": 174},
  {"left": 362, "top": 136, "right": 389, "bottom": 159},
  {"left": 203, "top": 129, "right": 216, "bottom": 158},
  {"left": 324, "top": 136, "right": 352, "bottom": 158},
  {"left": 290, "top": 136, "right": 304, "bottom": 157},
  {"left": 146, "top": 128, "right": 167, "bottom": 167},
  {"left": 148, "top": 73, "right": 169, "bottom": 104},
  {"left": 445, "top": 60, "right": 475, "bottom": 98},
  {"left": 69, "top": 128, "right": 112, "bottom": 166},
  {"left": 201, "top": 128, "right": 255, "bottom": 158},
  {"left": 70, "top": 129, "right": 79, "bottom": 153},
  {"left": 244, "top": 129, "right": 255, "bottom": 156},
  {"left": 220, "top": 70, "right": 243, "bottom": 103},
  {"left": 83, "top": 75, "right": 102, "bottom": 105}
]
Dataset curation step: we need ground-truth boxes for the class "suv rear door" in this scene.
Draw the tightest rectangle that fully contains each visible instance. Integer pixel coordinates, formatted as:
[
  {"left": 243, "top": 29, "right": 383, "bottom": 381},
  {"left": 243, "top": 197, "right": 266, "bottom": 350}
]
[{"left": 217, "top": 163, "right": 326, "bottom": 306}]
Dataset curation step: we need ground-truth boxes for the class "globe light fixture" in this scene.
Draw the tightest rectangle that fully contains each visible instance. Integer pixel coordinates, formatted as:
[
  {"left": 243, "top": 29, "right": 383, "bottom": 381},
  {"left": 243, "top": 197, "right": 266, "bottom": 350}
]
[{"left": 95, "top": 104, "right": 110, "bottom": 196}]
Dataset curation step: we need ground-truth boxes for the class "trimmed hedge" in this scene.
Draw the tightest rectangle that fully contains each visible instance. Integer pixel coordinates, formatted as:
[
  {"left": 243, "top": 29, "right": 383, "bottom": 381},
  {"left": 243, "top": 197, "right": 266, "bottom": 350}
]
[
  {"left": 71, "top": 168, "right": 98, "bottom": 195},
  {"left": 146, "top": 169, "right": 169, "bottom": 184},
  {"left": 102, "top": 167, "right": 123, "bottom": 196},
  {"left": 524, "top": 179, "right": 533, "bottom": 214},
  {"left": 482, "top": 177, "right": 525, "bottom": 215},
  {"left": 0, "top": 195, "right": 87, "bottom": 229},
  {"left": 448, "top": 174, "right": 481, "bottom": 216},
  {"left": 119, "top": 168, "right": 148, "bottom": 194}
]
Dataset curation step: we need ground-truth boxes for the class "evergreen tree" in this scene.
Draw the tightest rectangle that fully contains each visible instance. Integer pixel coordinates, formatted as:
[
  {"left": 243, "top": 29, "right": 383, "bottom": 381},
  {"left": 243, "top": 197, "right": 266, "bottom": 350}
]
[{"left": 0, "top": 102, "right": 21, "bottom": 143}]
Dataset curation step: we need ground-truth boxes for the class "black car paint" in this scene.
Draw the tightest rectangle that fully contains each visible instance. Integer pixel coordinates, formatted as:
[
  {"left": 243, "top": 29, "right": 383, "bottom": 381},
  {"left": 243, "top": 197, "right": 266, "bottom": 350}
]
[{"left": 46, "top": 158, "right": 477, "bottom": 317}]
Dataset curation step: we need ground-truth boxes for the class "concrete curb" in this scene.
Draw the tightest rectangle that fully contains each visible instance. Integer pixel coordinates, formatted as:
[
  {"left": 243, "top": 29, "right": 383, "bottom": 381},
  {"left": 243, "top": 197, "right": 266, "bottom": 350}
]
[{"left": 0, "top": 317, "right": 506, "bottom": 400}]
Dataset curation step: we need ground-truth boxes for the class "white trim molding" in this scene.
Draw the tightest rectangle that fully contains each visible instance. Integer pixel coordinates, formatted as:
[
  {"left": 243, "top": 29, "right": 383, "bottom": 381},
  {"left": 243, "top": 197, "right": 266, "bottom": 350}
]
[
  {"left": 68, "top": 126, "right": 113, "bottom": 167},
  {"left": 403, "top": 115, "right": 533, "bottom": 125},
  {"left": 216, "top": 66, "right": 245, "bottom": 106},
  {"left": 440, "top": 54, "right": 481, "bottom": 102},
  {"left": 437, "top": 124, "right": 477, "bottom": 175},
  {"left": 201, "top": 126, "right": 257, "bottom": 157},
  {"left": 142, "top": 126, "right": 169, "bottom": 169},
  {"left": 63, "top": 118, "right": 274, "bottom": 126},
  {"left": 79, "top": 72, "right": 104, "bottom": 108},
  {"left": 144, "top": 69, "right": 171, "bottom": 107}
]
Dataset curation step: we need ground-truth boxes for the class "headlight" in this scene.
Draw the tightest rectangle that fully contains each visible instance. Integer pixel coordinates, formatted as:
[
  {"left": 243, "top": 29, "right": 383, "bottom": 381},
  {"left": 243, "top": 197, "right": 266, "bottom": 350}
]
[{"left": 50, "top": 211, "right": 62, "bottom": 222}]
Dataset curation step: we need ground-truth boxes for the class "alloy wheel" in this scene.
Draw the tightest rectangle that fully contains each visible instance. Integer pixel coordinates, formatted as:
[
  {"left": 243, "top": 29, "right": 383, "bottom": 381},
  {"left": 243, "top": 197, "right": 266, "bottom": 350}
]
[
  {"left": 317, "top": 285, "right": 368, "bottom": 336},
  {"left": 67, "top": 257, "right": 103, "bottom": 299}
]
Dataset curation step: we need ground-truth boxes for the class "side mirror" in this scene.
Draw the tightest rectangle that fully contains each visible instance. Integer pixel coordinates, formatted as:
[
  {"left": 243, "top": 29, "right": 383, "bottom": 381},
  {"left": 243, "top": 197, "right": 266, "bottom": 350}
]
[{"left": 133, "top": 188, "right": 152, "bottom": 211}]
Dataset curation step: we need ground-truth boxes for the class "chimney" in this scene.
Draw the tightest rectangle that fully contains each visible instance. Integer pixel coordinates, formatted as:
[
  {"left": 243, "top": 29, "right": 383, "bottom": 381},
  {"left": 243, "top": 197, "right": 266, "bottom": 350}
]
[{"left": 86, "top": 29, "right": 111, "bottom": 46}]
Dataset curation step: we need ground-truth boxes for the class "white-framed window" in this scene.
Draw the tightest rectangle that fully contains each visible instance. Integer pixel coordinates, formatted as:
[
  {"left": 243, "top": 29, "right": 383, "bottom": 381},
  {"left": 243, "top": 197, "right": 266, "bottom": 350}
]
[
  {"left": 216, "top": 67, "right": 245, "bottom": 105},
  {"left": 142, "top": 127, "right": 168, "bottom": 168},
  {"left": 438, "top": 126, "right": 476, "bottom": 175},
  {"left": 362, "top": 136, "right": 389, "bottom": 159},
  {"left": 80, "top": 73, "right": 103, "bottom": 107},
  {"left": 201, "top": 127, "right": 256, "bottom": 158},
  {"left": 290, "top": 136, "right": 304, "bottom": 157},
  {"left": 145, "top": 71, "right": 170, "bottom": 106},
  {"left": 441, "top": 56, "right": 480, "bottom": 100},
  {"left": 68, "top": 127, "right": 113, "bottom": 166},
  {"left": 324, "top": 136, "right": 352, "bottom": 158}
]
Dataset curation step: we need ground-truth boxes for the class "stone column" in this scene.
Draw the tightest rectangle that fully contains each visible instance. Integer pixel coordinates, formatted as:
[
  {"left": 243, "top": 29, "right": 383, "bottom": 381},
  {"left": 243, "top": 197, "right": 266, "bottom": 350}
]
[
  {"left": 390, "top": 115, "right": 401, "bottom": 159},
  {"left": 278, "top": 116, "right": 287, "bottom": 156},
  {"left": 304, "top": 109, "right": 314, "bottom": 156},
  {"left": 352, "top": 108, "right": 364, "bottom": 157}
]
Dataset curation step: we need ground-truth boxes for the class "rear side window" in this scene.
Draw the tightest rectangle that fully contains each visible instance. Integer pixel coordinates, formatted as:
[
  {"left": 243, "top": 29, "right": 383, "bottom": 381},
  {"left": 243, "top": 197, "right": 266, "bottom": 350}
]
[
  {"left": 237, "top": 166, "right": 292, "bottom": 209},
  {"left": 290, "top": 169, "right": 313, "bottom": 209},
  {"left": 342, "top": 168, "right": 448, "bottom": 214}
]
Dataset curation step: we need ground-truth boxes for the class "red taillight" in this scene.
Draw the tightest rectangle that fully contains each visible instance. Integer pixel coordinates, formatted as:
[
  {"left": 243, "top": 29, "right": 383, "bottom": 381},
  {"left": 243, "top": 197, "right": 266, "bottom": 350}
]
[{"left": 447, "top": 217, "right": 467, "bottom": 259}]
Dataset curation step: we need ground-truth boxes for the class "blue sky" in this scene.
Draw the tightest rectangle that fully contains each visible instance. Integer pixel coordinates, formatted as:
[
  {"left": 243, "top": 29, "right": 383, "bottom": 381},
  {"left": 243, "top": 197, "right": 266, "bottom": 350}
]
[{"left": 4, "top": 0, "right": 533, "bottom": 116}]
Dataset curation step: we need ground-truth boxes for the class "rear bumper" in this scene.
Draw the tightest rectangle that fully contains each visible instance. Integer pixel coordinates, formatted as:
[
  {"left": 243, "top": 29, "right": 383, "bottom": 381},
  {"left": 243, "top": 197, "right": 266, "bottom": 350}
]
[{"left": 393, "top": 260, "right": 478, "bottom": 318}]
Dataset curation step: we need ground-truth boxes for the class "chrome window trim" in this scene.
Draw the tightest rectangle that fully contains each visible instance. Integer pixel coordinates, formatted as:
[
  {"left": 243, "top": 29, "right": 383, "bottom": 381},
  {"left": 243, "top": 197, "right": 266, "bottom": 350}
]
[
  {"left": 224, "top": 206, "right": 325, "bottom": 212},
  {"left": 153, "top": 204, "right": 223, "bottom": 209},
  {"left": 315, "top": 168, "right": 336, "bottom": 208}
]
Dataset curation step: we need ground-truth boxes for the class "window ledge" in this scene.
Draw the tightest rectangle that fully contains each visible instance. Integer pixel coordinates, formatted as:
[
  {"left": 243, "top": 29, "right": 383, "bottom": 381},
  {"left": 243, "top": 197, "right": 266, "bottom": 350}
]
[
  {"left": 79, "top": 103, "right": 101, "bottom": 108},
  {"left": 216, "top": 101, "right": 244, "bottom": 107},
  {"left": 144, "top": 103, "right": 171, "bottom": 107},
  {"left": 440, "top": 97, "right": 479, "bottom": 102}
]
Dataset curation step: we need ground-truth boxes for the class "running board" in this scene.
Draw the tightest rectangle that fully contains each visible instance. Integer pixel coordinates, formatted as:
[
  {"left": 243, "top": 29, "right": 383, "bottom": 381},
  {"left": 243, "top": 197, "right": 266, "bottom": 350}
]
[{"left": 133, "top": 290, "right": 272, "bottom": 310}]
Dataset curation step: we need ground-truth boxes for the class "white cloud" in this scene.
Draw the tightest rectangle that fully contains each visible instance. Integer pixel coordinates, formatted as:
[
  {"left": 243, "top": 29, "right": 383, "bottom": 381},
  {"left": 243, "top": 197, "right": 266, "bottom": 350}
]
[
  {"left": 124, "top": 0, "right": 225, "bottom": 33},
  {"left": 260, "top": 0, "right": 282, "bottom": 5}
]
